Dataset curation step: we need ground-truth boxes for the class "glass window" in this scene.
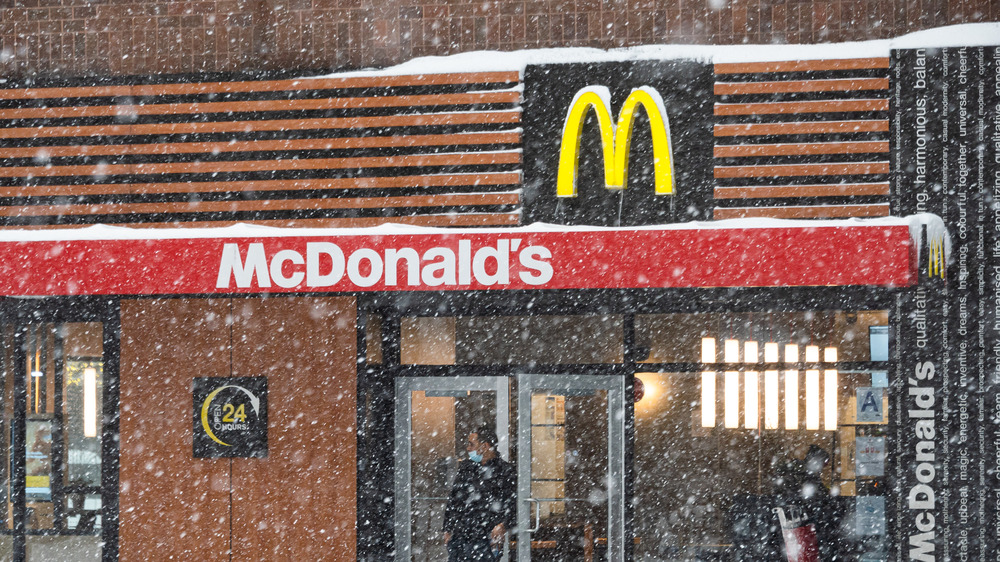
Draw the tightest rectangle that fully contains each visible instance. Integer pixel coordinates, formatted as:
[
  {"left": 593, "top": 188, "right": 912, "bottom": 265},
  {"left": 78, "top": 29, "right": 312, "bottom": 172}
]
[
  {"left": 633, "top": 310, "right": 889, "bottom": 561},
  {"left": 2, "top": 321, "right": 104, "bottom": 561},
  {"left": 401, "top": 315, "right": 624, "bottom": 365}
]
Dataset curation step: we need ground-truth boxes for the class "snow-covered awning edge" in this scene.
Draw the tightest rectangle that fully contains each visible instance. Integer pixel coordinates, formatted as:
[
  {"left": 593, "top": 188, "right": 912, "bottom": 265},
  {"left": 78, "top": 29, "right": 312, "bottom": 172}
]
[
  {"left": 0, "top": 214, "right": 946, "bottom": 245},
  {"left": 307, "top": 23, "right": 1000, "bottom": 78}
]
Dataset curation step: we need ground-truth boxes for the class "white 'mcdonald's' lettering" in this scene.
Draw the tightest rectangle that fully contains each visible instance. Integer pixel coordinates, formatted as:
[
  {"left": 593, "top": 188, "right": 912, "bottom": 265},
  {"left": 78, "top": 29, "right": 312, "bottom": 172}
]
[{"left": 216, "top": 239, "right": 554, "bottom": 290}]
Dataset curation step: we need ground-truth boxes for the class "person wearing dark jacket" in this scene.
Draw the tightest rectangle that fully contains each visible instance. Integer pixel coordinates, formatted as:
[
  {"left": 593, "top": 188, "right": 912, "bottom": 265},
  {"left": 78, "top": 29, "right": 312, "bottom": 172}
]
[{"left": 443, "top": 426, "right": 516, "bottom": 561}]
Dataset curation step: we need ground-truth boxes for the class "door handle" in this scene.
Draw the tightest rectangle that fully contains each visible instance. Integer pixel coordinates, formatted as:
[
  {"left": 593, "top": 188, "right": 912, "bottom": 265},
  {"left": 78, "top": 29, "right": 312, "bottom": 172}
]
[{"left": 525, "top": 498, "right": 541, "bottom": 533}]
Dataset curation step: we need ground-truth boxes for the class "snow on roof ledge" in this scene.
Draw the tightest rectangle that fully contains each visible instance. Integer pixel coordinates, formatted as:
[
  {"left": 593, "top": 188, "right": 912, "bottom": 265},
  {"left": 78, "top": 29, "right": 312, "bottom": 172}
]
[
  {"left": 0, "top": 214, "right": 946, "bottom": 245},
  {"left": 315, "top": 23, "right": 1000, "bottom": 77}
]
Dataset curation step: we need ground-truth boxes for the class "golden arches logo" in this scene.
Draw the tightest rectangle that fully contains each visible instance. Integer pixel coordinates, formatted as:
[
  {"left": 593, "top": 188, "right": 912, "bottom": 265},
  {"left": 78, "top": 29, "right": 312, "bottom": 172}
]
[
  {"left": 556, "top": 86, "right": 675, "bottom": 198},
  {"left": 928, "top": 236, "right": 946, "bottom": 279}
]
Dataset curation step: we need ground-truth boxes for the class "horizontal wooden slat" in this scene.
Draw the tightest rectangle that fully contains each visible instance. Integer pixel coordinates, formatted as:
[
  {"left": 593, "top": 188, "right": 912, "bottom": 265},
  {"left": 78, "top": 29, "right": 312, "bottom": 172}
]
[
  {"left": 714, "top": 141, "right": 888, "bottom": 157},
  {"left": 0, "top": 192, "right": 520, "bottom": 217},
  {"left": 714, "top": 162, "right": 889, "bottom": 178},
  {"left": 0, "top": 132, "right": 521, "bottom": 159},
  {"left": 714, "top": 78, "right": 889, "bottom": 95},
  {"left": 714, "top": 183, "right": 890, "bottom": 199},
  {"left": 0, "top": 213, "right": 523, "bottom": 229},
  {"left": 714, "top": 99, "right": 889, "bottom": 115},
  {"left": 714, "top": 58, "right": 891, "bottom": 74},
  {"left": 714, "top": 120, "right": 888, "bottom": 136},
  {"left": 0, "top": 111, "right": 521, "bottom": 139},
  {"left": 0, "top": 72, "right": 522, "bottom": 101},
  {"left": 0, "top": 152, "right": 521, "bottom": 178},
  {"left": 0, "top": 173, "right": 521, "bottom": 198},
  {"left": 713, "top": 204, "right": 890, "bottom": 219},
  {"left": 0, "top": 91, "right": 521, "bottom": 120}
]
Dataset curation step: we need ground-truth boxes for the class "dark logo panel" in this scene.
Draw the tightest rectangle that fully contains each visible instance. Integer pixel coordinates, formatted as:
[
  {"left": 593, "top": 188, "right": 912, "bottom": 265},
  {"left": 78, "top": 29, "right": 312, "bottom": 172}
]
[
  {"left": 193, "top": 377, "right": 268, "bottom": 458},
  {"left": 521, "top": 60, "right": 714, "bottom": 226}
]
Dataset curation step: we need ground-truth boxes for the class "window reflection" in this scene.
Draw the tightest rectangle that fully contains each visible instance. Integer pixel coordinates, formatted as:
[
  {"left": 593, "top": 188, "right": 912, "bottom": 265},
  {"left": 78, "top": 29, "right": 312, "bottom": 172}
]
[
  {"left": 2, "top": 322, "right": 104, "bottom": 543},
  {"left": 401, "top": 315, "right": 624, "bottom": 365},
  {"left": 634, "top": 310, "right": 889, "bottom": 560}
]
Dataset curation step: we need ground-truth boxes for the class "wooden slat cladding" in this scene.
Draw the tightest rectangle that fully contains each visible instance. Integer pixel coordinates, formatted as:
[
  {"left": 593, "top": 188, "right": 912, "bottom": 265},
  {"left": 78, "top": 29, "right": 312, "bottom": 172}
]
[
  {"left": 714, "top": 58, "right": 891, "bottom": 74},
  {"left": 0, "top": 72, "right": 520, "bottom": 100},
  {"left": 713, "top": 77, "right": 888, "bottom": 95},
  {"left": 715, "top": 183, "right": 890, "bottom": 199},
  {"left": 712, "top": 58, "right": 890, "bottom": 220},
  {"left": 0, "top": 72, "right": 522, "bottom": 228},
  {"left": 714, "top": 204, "right": 890, "bottom": 219}
]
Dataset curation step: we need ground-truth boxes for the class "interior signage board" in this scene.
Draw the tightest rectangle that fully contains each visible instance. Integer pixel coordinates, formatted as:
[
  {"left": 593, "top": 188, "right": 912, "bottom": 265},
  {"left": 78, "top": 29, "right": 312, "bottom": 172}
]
[
  {"left": 193, "top": 377, "right": 268, "bottom": 458},
  {"left": 891, "top": 45, "right": 1000, "bottom": 561}
]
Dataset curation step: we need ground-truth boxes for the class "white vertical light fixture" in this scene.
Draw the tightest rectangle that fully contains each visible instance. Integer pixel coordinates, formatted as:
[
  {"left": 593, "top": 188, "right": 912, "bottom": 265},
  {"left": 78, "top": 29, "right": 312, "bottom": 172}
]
[
  {"left": 805, "top": 369, "right": 820, "bottom": 430},
  {"left": 701, "top": 372, "right": 716, "bottom": 428},
  {"left": 764, "top": 341, "right": 780, "bottom": 429},
  {"left": 764, "top": 342, "right": 779, "bottom": 363},
  {"left": 824, "top": 347, "right": 839, "bottom": 431},
  {"left": 724, "top": 339, "right": 739, "bottom": 428},
  {"left": 764, "top": 369, "right": 779, "bottom": 429},
  {"left": 701, "top": 337, "right": 716, "bottom": 363},
  {"left": 784, "top": 344, "right": 799, "bottom": 430},
  {"left": 84, "top": 367, "right": 98, "bottom": 438},
  {"left": 805, "top": 345, "right": 820, "bottom": 363},
  {"left": 744, "top": 341, "right": 759, "bottom": 429},
  {"left": 744, "top": 370, "right": 759, "bottom": 429},
  {"left": 701, "top": 338, "right": 716, "bottom": 428},
  {"left": 724, "top": 371, "right": 740, "bottom": 429},
  {"left": 724, "top": 339, "right": 740, "bottom": 363}
]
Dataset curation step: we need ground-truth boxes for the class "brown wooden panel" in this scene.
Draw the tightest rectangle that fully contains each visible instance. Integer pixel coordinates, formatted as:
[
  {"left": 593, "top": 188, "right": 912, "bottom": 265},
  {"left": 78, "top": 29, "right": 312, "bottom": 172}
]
[
  {"left": 713, "top": 182, "right": 891, "bottom": 199},
  {"left": 0, "top": 91, "right": 521, "bottom": 120},
  {"left": 0, "top": 112, "right": 521, "bottom": 139},
  {"left": 0, "top": 151, "right": 521, "bottom": 178},
  {"left": 119, "top": 299, "right": 232, "bottom": 562},
  {"left": 713, "top": 120, "right": 889, "bottom": 136},
  {"left": 713, "top": 58, "right": 891, "bottom": 74},
  {"left": 714, "top": 162, "right": 889, "bottom": 178},
  {"left": 713, "top": 141, "right": 889, "bottom": 157},
  {"left": 0, "top": 193, "right": 520, "bottom": 217},
  {"left": 0, "top": 72, "right": 521, "bottom": 101},
  {"left": 0, "top": 132, "right": 521, "bottom": 159},
  {"left": 230, "top": 297, "right": 358, "bottom": 561},
  {"left": 713, "top": 99, "right": 889, "bottom": 115},
  {"left": 713, "top": 78, "right": 889, "bottom": 95},
  {"left": 0, "top": 213, "right": 522, "bottom": 229},
  {"left": 713, "top": 204, "right": 890, "bottom": 219},
  {"left": 0, "top": 173, "right": 521, "bottom": 198}
]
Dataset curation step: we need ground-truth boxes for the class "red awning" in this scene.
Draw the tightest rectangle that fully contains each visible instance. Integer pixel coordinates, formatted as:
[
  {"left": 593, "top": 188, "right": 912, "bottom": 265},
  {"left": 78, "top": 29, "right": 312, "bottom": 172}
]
[{"left": 0, "top": 221, "right": 921, "bottom": 296}]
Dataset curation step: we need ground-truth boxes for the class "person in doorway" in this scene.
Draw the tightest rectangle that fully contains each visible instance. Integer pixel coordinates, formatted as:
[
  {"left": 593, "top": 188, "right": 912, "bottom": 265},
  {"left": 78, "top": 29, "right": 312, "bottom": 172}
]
[{"left": 443, "top": 426, "right": 516, "bottom": 561}]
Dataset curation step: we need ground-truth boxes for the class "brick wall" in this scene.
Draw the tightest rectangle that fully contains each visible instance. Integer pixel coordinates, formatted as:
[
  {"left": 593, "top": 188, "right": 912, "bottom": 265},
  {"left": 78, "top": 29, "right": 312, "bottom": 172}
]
[{"left": 1, "top": 0, "right": 997, "bottom": 78}]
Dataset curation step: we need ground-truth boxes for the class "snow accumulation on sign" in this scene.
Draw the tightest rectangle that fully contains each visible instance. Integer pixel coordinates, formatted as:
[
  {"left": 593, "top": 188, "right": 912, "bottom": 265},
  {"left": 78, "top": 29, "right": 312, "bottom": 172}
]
[{"left": 0, "top": 222, "right": 916, "bottom": 296}]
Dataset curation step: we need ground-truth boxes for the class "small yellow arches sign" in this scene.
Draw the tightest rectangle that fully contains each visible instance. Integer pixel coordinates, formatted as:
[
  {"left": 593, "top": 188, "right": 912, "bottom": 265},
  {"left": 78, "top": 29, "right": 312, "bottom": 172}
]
[{"left": 556, "top": 85, "right": 675, "bottom": 198}]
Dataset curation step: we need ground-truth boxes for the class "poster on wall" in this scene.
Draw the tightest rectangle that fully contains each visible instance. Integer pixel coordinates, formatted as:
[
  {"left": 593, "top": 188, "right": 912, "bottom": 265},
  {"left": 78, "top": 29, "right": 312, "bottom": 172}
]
[
  {"left": 892, "top": 44, "right": 1000, "bottom": 561},
  {"left": 192, "top": 377, "right": 268, "bottom": 458},
  {"left": 25, "top": 419, "right": 52, "bottom": 501}
]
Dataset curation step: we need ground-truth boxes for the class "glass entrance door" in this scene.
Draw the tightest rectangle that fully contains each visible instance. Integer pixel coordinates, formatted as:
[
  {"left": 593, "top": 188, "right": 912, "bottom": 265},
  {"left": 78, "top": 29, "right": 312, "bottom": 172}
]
[
  {"left": 394, "top": 374, "right": 625, "bottom": 562},
  {"left": 0, "top": 306, "right": 116, "bottom": 562},
  {"left": 516, "top": 374, "right": 625, "bottom": 562},
  {"left": 395, "top": 376, "right": 510, "bottom": 562}
]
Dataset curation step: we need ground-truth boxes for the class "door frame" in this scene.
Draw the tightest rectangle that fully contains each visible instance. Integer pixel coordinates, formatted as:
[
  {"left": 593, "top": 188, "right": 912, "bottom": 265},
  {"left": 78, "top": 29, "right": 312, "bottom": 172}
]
[
  {"left": 1, "top": 297, "right": 120, "bottom": 562},
  {"left": 515, "top": 373, "right": 626, "bottom": 562},
  {"left": 393, "top": 375, "right": 510, "bottom": 562}
]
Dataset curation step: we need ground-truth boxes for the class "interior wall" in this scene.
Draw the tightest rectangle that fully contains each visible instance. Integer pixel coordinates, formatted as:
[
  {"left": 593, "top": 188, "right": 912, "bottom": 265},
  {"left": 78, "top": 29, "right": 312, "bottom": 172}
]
[{"left": 119, "top": 296, "right": 357, "bottom": 561}]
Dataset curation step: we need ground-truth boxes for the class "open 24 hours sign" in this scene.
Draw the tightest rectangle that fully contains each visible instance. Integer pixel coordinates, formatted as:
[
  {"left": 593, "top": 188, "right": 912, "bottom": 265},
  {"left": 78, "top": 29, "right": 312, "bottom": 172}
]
[{"left": 193, "top": 377, "right": 268, "bottom": 458}]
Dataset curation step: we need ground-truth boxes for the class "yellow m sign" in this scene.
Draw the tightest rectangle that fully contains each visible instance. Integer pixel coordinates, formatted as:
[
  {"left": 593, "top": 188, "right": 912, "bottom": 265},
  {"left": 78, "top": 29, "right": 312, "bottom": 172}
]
[{"left": 557, "top": 86, "right": 675, "bottom": 197}]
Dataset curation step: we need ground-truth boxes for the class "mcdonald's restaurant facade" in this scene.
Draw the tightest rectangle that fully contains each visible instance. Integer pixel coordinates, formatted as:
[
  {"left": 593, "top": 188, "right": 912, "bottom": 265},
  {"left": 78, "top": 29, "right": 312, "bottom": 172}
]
[{"left": 0, "top": 36, "right": 996, "bottom": 562}]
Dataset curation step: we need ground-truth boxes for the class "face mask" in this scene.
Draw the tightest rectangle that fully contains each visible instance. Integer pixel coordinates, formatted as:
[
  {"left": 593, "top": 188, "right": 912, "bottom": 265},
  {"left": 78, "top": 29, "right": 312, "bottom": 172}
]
[{"left": 468, "top": 451, "right": 483, "bottom": 463}]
